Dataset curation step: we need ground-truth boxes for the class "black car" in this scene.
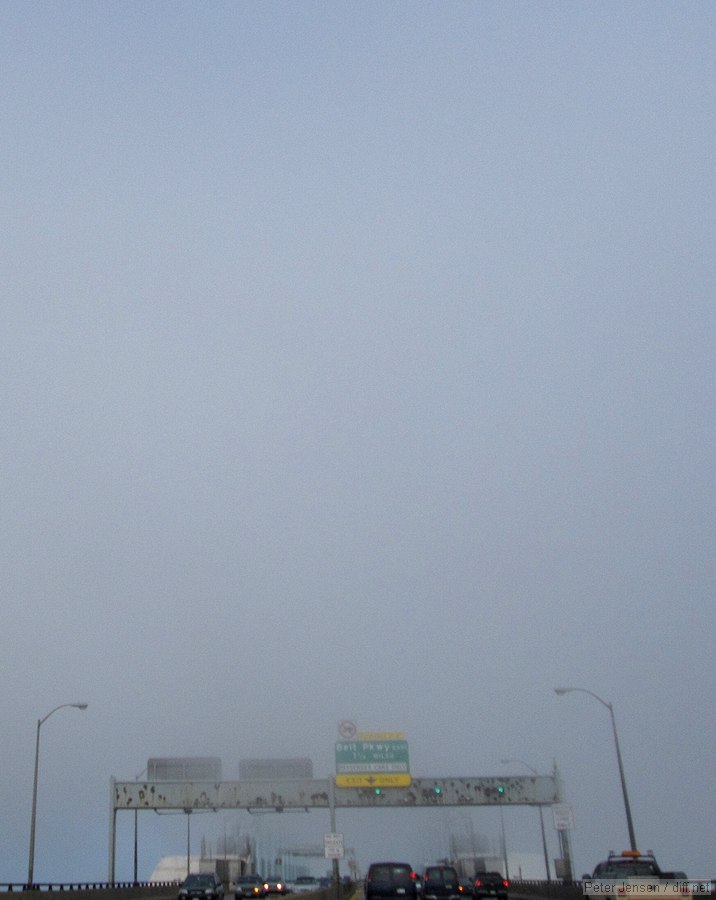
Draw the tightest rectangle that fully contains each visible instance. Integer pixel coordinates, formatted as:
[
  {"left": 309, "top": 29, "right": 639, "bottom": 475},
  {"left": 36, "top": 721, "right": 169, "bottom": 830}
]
[
  {"left": 422, "top": 866, "right": 463, "bottom": 900},
  {"left": 180, "top": 874, "right": 225, "bottom": 900},
  {"left": 472, "top": 873, "right": 508, "bottom": 900},
  {"left": 365, "top": 863, "right": 419, "bottom": 900}
]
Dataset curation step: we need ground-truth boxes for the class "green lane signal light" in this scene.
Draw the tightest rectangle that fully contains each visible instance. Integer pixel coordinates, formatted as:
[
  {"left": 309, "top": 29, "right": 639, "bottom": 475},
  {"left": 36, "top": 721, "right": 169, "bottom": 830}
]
[
  {"left": 497, "top": 785, "right": 505, "bottom": 796},
  {"left": 434, "top": 786, "right": 442, "bottom": 795},
  {"left": 374, "top": 787, "right": 382, "bottom": 796}
]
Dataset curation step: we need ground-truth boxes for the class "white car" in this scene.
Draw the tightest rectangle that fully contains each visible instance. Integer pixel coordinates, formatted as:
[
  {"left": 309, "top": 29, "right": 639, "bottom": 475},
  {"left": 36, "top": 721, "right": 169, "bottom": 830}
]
[{"left": 289, "top": 876, "right": 321, "bottom": 893}]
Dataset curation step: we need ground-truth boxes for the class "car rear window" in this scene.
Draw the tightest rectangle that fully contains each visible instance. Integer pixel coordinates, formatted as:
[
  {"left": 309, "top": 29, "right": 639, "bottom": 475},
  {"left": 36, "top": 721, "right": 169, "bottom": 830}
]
[
  {"left": 594, "top": 862, "right": 660, "bottom": 878},
  {"left": 370, "top": 865, "right": 413, "bottom": 883},
  {"left": 425, "top": 869, "right": 458, "bottom": 884}
]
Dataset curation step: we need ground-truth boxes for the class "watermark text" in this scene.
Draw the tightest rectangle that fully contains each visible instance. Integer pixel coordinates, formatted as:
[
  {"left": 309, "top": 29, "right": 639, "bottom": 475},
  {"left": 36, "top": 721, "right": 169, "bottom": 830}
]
[{"left": 584, "top": 882, "right": 713, "bottom": 896}]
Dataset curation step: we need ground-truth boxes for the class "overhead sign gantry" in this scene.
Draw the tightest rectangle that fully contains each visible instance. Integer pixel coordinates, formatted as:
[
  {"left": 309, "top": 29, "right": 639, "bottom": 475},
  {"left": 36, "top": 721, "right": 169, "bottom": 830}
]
[{"left": 108, "top": 771, "right": 564, "bottom": 881}]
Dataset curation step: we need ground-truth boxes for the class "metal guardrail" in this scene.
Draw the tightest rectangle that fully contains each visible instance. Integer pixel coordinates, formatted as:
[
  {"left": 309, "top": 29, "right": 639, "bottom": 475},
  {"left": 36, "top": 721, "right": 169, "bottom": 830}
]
[
  {"left": 0, "top": 883, "right": 180, "bottom": 893},
  {"left": 0, "top": 884, "right": 356, "bottom": 898}
]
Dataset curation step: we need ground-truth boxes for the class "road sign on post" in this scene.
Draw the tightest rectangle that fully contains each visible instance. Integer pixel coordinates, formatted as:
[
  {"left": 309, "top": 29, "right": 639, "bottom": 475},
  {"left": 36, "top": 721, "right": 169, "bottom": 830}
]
[
  {"left": 338, "top": 721, "right": 357, "bottom": 740},
  {"left": 552, "top": 803, "right": 575, "bottom": 830},
  {"left": 324, "top": 832, "right": 344, "bottom": 859}
]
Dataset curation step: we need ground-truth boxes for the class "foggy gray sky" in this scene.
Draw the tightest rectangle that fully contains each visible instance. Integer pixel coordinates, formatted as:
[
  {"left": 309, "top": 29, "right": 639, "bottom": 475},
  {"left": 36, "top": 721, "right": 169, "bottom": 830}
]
[{"left": 1, "top": 0, "right": 714, "bottom": 884}]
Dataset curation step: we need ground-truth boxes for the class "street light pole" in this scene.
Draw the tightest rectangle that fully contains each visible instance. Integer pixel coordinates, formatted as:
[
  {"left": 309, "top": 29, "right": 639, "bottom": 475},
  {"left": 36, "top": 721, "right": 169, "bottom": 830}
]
[
  {"left": 498, "top": 803, "right": 509, "bottom": 880},
  {"left": 133, "top": 768, "right": 146, "bottom": 883},
  {"left": 184, "top": 809, "right": 192, "bottom": 877},
  {"left": 554, "top": 687, "right": 637, "bottom": 852},
  {"left": 27, "top": 702, "right": 88, "bottom": 886},
  {"left": 500, "top": 759, "right": 551, "bottom": 882},
  {"left": 133, "top": 807, "right": 139, "bottom": 884}
]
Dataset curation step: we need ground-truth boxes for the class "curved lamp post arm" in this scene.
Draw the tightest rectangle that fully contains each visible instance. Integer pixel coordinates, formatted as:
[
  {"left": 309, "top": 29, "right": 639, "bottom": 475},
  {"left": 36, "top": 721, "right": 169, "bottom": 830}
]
[
  {"left": 555, "top": 686, "right": 610, "bottom": 710},
  {"left": 39, "top": 703, "right": 88, "bottom": 727}
]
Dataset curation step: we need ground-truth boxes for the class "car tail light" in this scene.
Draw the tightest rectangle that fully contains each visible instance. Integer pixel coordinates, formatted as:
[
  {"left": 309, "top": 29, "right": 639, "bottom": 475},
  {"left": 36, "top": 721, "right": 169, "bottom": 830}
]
[{"left": 503, "top": 882, "right": 509, "bottom": 888}]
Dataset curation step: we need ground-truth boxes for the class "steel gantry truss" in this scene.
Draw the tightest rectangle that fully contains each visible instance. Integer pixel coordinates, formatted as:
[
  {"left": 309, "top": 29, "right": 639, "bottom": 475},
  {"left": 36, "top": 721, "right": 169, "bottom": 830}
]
[{"left": 109, "top": 773, "right": 568, "bottom": 882}]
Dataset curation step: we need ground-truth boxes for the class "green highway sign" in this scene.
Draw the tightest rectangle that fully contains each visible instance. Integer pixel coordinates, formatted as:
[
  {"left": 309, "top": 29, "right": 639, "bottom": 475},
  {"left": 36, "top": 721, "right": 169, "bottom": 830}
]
[{"left": 335, "top": 740, "right": 410, "bottom": 774}]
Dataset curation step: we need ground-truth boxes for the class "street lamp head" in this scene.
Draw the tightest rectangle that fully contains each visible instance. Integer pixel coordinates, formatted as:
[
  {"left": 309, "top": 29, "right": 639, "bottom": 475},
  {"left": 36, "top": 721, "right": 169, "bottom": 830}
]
[
  {"left": 554, "top": 688, "right": 572, "bottom": 695},
  {"left": 74, "top": 703, "right": 88, "bottom": 710}
]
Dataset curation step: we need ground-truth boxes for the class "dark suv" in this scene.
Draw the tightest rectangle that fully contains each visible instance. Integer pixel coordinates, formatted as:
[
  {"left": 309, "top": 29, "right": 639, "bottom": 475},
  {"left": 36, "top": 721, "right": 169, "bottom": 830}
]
[
  {"left": 472, "top": 873, "right": 508, "bottom": 900},
  {"left": 422, "top": 866, "right": 463, "bottom": 900},
  {"left": 180, "top": 874, "right": 225, "bottom": 900},
  {"left": 365, "top": 863, "right": 419, "bottom": 900}
]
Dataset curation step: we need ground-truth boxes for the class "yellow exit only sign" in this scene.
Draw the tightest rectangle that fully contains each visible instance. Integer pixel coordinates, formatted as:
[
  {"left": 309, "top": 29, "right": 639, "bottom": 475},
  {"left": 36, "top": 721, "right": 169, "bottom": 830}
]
[{"left": 335, "top": 773, "right": 412, "bottom": 787}]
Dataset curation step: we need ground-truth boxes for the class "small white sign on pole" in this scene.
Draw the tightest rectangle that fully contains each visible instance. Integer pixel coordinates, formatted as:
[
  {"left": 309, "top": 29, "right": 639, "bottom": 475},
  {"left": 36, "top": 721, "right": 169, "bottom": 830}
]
[
  {"left": 324, "top": 832, "right": 345, "bottom": 859},
  {"left": 552, "top": 803, "right": 575, "bottom": 831}
]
